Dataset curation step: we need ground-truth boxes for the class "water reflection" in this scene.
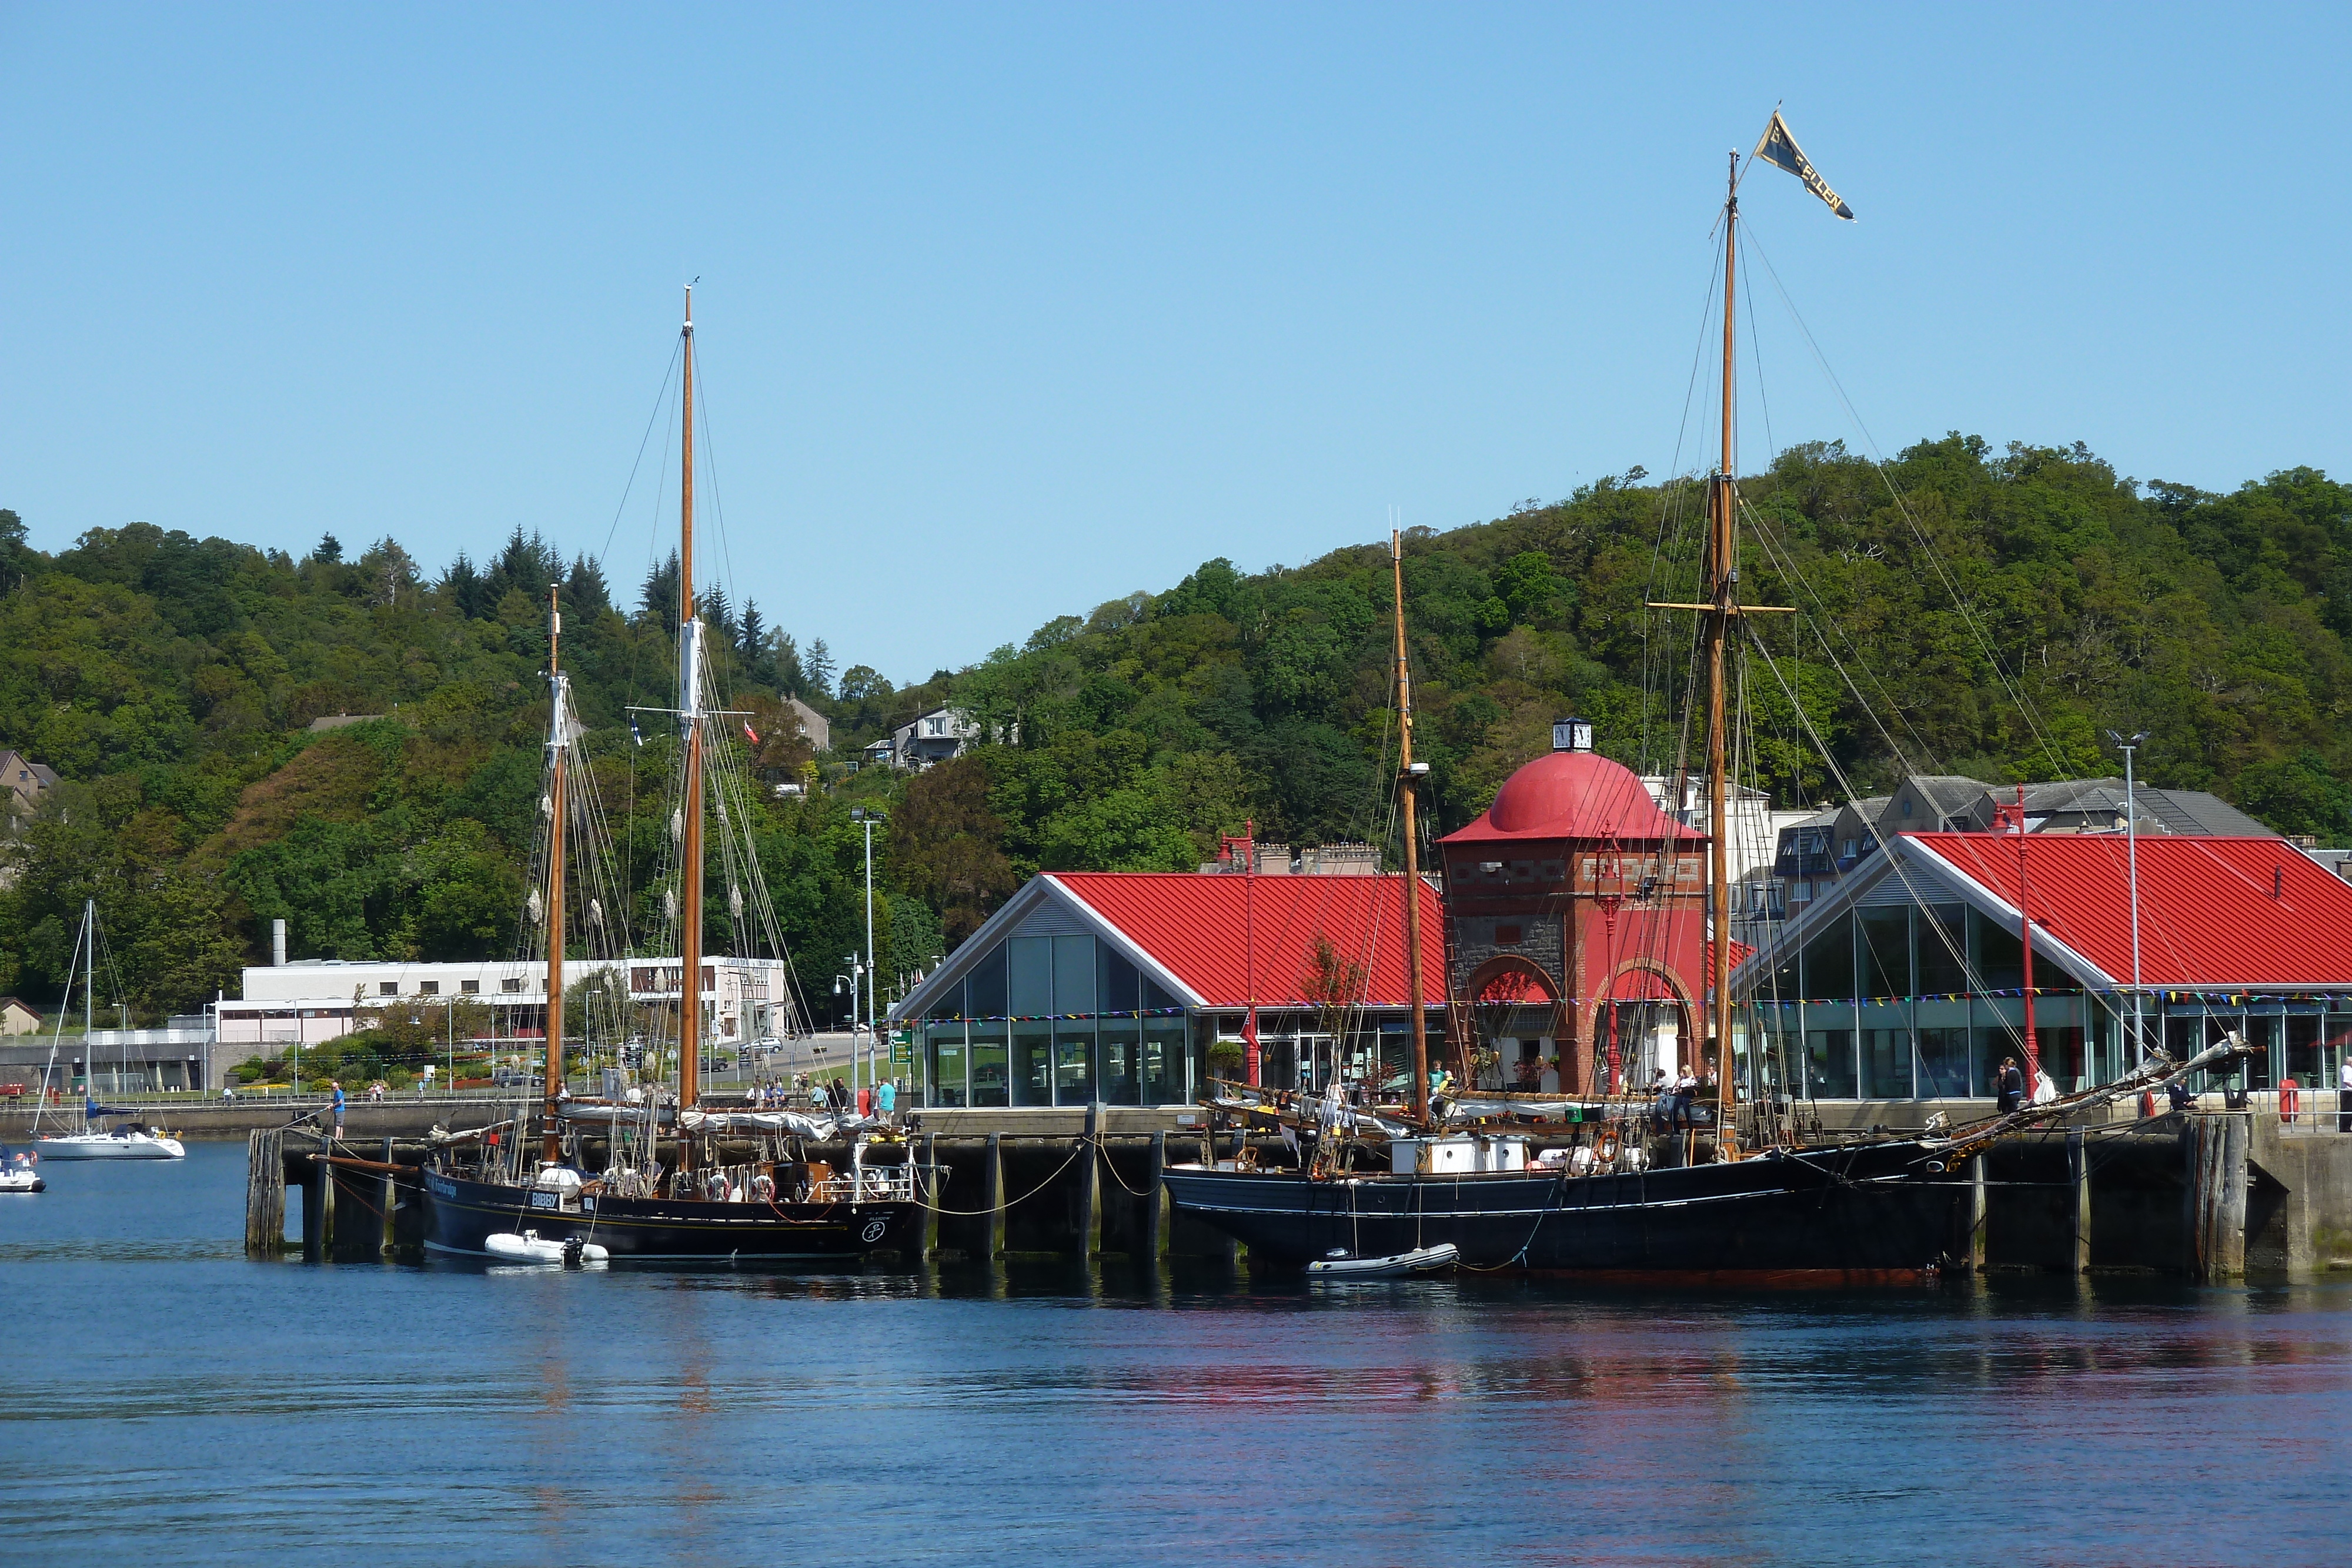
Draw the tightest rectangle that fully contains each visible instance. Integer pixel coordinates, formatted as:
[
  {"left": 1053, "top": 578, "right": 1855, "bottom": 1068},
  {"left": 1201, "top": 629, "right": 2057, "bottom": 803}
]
[{"left": 4, "top": 1144, "right": 2350, "bottom": 1562}]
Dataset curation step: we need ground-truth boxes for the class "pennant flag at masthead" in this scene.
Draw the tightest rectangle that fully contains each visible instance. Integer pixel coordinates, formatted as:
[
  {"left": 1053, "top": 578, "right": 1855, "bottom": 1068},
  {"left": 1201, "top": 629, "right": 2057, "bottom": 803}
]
[{"left": 1752, "top": 109, "right": 1855, "bottom": 220}]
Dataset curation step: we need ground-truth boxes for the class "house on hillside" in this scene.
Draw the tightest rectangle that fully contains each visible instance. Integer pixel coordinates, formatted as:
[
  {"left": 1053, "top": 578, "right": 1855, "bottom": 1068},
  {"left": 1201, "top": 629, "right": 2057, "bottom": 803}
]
[
  {"left": 874, "top": 707, "right": 983, "bottom": 771},
  {"left": 0, "top": 997, "right": 40, "bottom": 1035},
  {"left": 786, "top": 697, "right": 830, "bottom": 755},
  {"left": 1952, "top": 778, "right": 2274, "bottom": 838},
  {"left": 0, "top": 750, "right": 58, "bottom": 827}
]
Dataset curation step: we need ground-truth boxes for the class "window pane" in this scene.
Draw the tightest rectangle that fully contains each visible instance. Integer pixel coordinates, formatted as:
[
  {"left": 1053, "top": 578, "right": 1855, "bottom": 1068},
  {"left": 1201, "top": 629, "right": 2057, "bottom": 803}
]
[
  {"left": 1801, "top": 917, "right": 1854, "bottom": 1004},
  {"left": 1916, "top": 1001, "right": 1970, "bottom": 1096},
  {"left": 1053, "top": 934, "right": 1096, "bottom": 1015},
  {"left": 1802, "top": 1019, "right": 1856, "bottom": 1098},
  {"left": 968, "top": 1022, "right": 1008, "bottom": 1107},
  {"left": 1007, "top": 938, "right": 1051, "bottom": 1017},
  {"left": 1915, "top": 905, "right": 1968, "bottom": 995},
  {"left": 1142, "top": 1022, "right": 1181, "bottom": 1104},
  {"left": 926, "top": 1021, "right": 967, "bottom": 1108},
  {"left": 1055, "top": 1025, "right": 1097, "bottom": 1104},
  {"left": 1972, "top": 908, "right": 2022, "bottom": 991},
  {"left": 1975, "top": 997, "right": 2024, "bottom": 1092},
  {"left": 1098, "top": 945, "right": 1141, "bottom": 1017},
  {"left": 1010, "top": 1023, "right": 1051, "bottom": 1105},
  {"left": 1099, "top": 1020, "right": 1141, "bottom": 1105},
  {"left": 968, "top": 945, "right": 1007, "bottom": 1019},
  {"left": 1859, "top": 911, "right": 1909, "bottom": 1002},
  {"left": 1860, "top": 1005, "right": 1910, "bottom": 1098}
]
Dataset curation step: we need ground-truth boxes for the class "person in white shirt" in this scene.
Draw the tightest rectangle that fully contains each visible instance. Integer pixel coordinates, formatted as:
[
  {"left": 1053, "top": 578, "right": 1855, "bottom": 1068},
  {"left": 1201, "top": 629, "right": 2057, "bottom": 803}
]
[{"left": 2338, "top": 1054, "right": 2351, "bottom": 1134}]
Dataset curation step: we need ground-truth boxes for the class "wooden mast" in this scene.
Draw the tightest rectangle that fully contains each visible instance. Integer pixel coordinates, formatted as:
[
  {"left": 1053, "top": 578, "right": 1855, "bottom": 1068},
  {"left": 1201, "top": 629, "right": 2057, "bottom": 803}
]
[
  {"left": 1393, "top": 530, "right": 1430, "bottom": 1123},
  {"left": 1707, "top": 149, "right": 1739, "bottom": 1158},
  {"left": 542, "top": 586, "right": 567, "bottom": 1164},
  {"left": 678, "top": 285, "right": 703, "bottom": 1112}
]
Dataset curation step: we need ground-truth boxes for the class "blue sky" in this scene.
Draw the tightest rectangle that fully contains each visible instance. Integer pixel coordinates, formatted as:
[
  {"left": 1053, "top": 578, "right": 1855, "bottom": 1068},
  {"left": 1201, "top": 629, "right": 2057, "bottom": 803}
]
[{"left": 3, "top": 4, "right": 2344, "bottom": 680}]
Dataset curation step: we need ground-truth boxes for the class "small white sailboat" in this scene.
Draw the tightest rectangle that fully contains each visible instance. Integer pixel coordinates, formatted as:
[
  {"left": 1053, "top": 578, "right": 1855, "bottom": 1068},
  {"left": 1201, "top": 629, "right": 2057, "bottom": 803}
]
[
  {"left": 28, "top": 901, "right": 186, "bottom": 1162},
  {"left": 1, "top": 1152, "right": 45, "bottom": 1193}
]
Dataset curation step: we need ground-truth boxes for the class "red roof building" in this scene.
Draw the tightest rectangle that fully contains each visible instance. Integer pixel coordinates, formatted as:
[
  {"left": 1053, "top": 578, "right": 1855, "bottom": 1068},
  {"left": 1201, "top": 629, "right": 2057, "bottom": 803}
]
[
  {"left": 888, "top": 866, "right": 1443, "bottom": 1110},
  {"left": 1438, "top": 734, "right": 1713, "bottom": 1095},
  {"left": 1736, "top": 829, "right": 2352, "bottom": 1102}
]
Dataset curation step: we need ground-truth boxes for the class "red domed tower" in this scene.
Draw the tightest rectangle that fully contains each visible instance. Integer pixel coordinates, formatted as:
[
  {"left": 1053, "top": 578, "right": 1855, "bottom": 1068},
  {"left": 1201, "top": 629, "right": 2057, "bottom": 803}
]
[{"left": 1437, "top": 718, "right": 1709, "bottom": 1094}]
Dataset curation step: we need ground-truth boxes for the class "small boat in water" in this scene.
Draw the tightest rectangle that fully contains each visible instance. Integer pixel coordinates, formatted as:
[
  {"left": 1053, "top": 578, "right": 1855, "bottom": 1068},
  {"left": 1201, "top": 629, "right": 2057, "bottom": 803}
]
[
  {"left": 26, "top": 901, "right": 186, "bottom": 1164},
  {"left": 485, "top": 1229, "right": 609, "bottom": 1267},
  {"left": 1305, "top": 1243, "right": 1458, "bottom": 1279},
  {"left": 1, "top": 1151, "right": 44, "bottom": 1193},
  {"left": 33, "top": 1123, "right": 186, "bottom": 1162}
]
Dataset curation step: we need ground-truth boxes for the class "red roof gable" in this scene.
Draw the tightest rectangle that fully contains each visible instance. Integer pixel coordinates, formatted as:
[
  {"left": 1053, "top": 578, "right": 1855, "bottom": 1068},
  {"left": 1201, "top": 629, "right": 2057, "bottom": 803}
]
[
  {"left": 1050, "top": 872, "right": 1445, "bottom": 1009},
  {"left": 1442, "top": 749, "right": 1700, "bottom": 845},
  {"left": 1905, "top": 832, "right": 2352, "bottom": 987}
]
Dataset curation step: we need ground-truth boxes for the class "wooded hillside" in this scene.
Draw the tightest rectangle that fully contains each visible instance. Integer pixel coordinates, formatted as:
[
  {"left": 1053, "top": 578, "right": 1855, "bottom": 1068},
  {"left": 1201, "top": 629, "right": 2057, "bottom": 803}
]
[{"left": 4, "top": 435, "right": 2346, "bottom": 1018}]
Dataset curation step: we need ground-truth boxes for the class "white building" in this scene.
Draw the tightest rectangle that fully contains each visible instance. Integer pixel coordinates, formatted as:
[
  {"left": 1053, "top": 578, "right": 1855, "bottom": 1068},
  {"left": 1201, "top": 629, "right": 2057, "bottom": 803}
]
[{"left": 220, "top": 955, "right": 798, "bottom": 1051}]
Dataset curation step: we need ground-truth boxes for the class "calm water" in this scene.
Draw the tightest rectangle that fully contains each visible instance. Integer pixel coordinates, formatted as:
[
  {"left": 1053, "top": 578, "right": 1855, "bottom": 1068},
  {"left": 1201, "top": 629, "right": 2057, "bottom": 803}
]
[{"left": 2, "top": 1142, "right": 2347, "bottom": 1566}]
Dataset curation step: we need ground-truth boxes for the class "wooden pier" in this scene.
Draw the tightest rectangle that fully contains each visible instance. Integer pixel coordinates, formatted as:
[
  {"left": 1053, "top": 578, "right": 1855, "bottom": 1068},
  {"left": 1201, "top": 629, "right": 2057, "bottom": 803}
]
[{"left": 239, "top": 1103, "right": 2352, "bottom": 1276}]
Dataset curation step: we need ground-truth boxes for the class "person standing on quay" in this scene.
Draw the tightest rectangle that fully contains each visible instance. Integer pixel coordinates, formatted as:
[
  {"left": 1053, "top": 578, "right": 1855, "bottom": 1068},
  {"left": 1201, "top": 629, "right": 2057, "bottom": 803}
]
[
  {"left": 2338, "top": 1052, "right": 2352, "bottom": 1134},
  {"left": 875, "top": 1076, "right": 897, "bottom": 1128},
  {"left": 330, "top": 1080, "right": 346, "bottom": 1139},
  {"left": 1995, "top": 1057, "right": 2025, "bottom": 1115}
]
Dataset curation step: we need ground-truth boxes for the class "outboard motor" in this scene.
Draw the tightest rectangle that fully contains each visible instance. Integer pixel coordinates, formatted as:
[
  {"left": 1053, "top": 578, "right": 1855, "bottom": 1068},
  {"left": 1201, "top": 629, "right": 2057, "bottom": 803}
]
[{"left": 561, "top": 1235, "right": 587, "bottom": 1270}]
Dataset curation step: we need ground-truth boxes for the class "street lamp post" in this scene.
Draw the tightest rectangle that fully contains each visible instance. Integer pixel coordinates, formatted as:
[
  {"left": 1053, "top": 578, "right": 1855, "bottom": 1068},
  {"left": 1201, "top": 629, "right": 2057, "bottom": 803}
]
[{"left": 2107, "top": 729, "right": 2151, "bottom": 1070}]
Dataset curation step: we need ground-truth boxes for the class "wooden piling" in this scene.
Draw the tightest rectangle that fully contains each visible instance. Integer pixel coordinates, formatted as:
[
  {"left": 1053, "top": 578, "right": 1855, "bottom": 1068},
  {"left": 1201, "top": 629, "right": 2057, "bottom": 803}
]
[
  {"left": 920, "top": 1134, "right": 941, "bottom": 1259},
  {"left": 380, "top": 1136, "right": 398, "bottom": 1258},
  {"left": 2186, "top": 1111, "right": 2249, "bottom": 1279},
  {"left": 298, "top": 1142, "right": 325, "bottom": 1262},
  {"left": 981, "top": 1132, "right": 1005, "bottom": 1259},
  {"left": 245, "top": 1128, "right": 286, "bottom": 1258},
  {"left": 1079, "top": 1104, "right": 1103, "bottom": 1257},
  {"left": 2066, "top": 1128, "right": 2090, "bottom": 1274},
  {"left": 1967, "top": 1152, "right": 1987, "bottom": 1273},
  {"left": 1145, "top": 1131, "right": 1168, "bottom": 1260}
]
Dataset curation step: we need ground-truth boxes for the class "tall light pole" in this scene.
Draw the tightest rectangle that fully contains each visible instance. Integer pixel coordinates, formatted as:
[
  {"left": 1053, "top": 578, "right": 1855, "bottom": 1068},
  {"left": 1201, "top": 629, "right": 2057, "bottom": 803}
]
[
  {"left": 852, "top": 807, "right": 884, "bottom": 1094},
  {"left": 2107, "top": 729, "right": 2151, "bottom": 1072}
]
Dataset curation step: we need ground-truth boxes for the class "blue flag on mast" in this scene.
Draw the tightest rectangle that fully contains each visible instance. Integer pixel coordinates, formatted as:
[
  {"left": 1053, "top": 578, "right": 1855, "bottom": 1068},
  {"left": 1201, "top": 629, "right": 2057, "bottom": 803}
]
[{"left": 1752, "top": 109, "right": 1854, "bottom": 220}]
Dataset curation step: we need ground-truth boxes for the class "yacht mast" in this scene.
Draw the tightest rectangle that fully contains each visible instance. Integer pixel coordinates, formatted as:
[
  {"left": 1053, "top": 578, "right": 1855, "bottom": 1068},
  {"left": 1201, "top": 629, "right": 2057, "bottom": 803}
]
[
  {"left": 542, "top": 586, "right": 567, "bottom": 1165},
  {"left": 677, "top": 285, "right": 704, "bottom": 1112},
  {"left": 1392, "top": 530, "right": 1429, "bottom": 1123},
  {"left": 1706, "top": 151, "right": 1739, "bottom": 1159}
]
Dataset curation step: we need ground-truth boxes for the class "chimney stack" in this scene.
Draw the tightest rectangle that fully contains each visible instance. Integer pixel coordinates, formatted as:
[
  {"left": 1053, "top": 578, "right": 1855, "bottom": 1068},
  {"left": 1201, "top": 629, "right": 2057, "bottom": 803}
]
[{"left": 272, "top": 919, "right": 287, "bottom": 967}]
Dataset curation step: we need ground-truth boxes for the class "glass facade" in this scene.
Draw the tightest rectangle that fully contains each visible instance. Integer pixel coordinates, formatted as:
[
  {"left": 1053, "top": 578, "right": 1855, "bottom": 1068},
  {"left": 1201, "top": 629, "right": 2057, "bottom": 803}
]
[
  {"left": 1747, "top": 898, "right": 2132, "bottom": 1101},
  {"left": 914, "top": 927, "right": 1199, "bottom": 1106}
]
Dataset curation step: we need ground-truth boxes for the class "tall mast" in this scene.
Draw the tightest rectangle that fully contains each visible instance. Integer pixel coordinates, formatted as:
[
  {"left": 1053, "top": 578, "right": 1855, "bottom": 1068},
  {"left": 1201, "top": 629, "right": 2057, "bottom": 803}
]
[
  {"left": 1706, "top": 149, "right": 1739, "bottom": 1158},
  {"left": 678, "top": 284, "right": 704, "bottom": 1111},
  {"left": 83, "top": 898, "right": 93, "bottom": 1114},
  {"left": 1393, "top": 530, "right": 1430, "bottom": 1124},
  {"left": 542, "top": 585, "right": 567, "bottom": 1164}
]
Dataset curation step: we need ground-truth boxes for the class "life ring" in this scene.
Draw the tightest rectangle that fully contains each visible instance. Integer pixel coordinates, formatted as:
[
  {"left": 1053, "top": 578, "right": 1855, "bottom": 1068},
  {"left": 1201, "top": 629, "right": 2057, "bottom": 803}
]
[
  {"left": 2281, "top": 1077, "right": 2301, "bottom": 1122},
  {"left": 749, "top": 1173, "right": 776, "bottom": 1202},
  {"left": 1595, "top": 1133, "right": 1619, "bottom": 1167}
]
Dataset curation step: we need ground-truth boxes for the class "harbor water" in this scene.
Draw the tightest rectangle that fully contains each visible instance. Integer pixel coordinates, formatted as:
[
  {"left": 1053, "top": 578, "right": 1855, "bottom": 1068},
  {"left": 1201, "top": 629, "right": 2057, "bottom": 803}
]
[{"left": 3, "top": 1141, "right": 2348, "bottom": 1565}]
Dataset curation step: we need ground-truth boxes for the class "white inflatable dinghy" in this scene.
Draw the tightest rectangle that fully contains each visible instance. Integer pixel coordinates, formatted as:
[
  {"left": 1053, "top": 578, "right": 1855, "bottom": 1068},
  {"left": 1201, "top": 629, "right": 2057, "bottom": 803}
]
[
  {"left": 485, "top": 1229, "right": 608, "bottom": 1267},
  {"left": 1304, "top": 1242, "right": 1459, "bottom": 1279}
]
